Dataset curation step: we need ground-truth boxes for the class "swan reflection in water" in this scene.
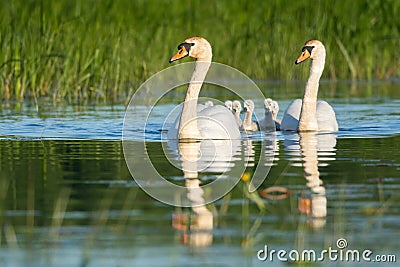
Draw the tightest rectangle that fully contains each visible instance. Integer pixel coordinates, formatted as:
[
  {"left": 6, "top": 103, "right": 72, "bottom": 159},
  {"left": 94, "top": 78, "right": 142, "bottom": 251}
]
[
  {"left": 171, "top": 139, "right": 241, "bottom": 247},
  {"left": 170, "top": 131, "right": 280, "bottom": 246},
  {"left": 283, "top": 132, "right": 337, "bottom": 228},
  {"left": 172, "top": 142, "right": 214, "bottom": 247}
]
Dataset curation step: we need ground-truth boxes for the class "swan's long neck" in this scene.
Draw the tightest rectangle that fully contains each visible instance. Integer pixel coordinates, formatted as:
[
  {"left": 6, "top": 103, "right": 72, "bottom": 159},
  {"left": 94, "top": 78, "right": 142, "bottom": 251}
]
[
  {"left": 298, "top": 55, "right": 325, "bottom": 132},
  {"left": 243, "top": 109, "right": 253, "bottom": 127},
  {"left": 178, "top": 60, "right": 211, "bottom": 140}
]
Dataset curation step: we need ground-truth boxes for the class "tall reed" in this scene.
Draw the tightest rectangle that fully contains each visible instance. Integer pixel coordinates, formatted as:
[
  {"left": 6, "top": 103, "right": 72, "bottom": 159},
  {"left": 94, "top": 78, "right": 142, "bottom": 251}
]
[{"left": 0, "top": 0, "right": 399, "bottom": 103}]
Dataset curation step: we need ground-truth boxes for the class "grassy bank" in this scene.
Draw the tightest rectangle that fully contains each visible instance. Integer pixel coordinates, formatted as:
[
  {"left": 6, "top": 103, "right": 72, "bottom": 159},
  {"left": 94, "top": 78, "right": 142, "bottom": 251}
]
[{"left": 0, "top": 0, "right": 399, "bottom": 103}]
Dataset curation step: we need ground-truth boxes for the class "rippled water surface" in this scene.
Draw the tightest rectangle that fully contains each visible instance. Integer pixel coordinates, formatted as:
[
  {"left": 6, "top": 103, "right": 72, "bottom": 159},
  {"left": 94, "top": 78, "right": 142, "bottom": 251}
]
[{"left": 0, "top": 82, "right": 399, "bottom": 266}]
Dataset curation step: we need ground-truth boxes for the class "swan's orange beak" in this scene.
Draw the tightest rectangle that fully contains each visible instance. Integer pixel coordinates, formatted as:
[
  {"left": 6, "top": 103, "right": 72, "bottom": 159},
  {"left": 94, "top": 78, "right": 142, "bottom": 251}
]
[
  {"left": 295, "top": 49, "right": 311, "bottom": 64},
  {"left": 169, "top": 46, "right": 189, "bottom": 63}
]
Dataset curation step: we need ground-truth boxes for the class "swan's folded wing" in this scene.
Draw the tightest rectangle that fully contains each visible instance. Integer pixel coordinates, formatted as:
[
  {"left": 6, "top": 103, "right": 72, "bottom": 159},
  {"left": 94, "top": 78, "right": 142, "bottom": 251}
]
[
  {"left": 198, "top": 105, "right": 241, "bottom": 139},
  {"left": 316, "top": 100, "right": 339, "bottom": 132}
]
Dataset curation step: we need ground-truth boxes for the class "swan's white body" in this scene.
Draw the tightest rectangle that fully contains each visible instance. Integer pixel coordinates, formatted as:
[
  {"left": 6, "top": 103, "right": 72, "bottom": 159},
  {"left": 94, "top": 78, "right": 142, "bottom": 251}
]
[
  {"left": 168, "top": 37, "right": 241, "bottom": 140},
  {"left": 167, "top": 103, "right": 241, "bottom": 140},
  {"left": 281, "top": 99, "right": 337, "bottom": 132},
  {"left": 280, "top": 40, "right": 338, "bottom": 132}
]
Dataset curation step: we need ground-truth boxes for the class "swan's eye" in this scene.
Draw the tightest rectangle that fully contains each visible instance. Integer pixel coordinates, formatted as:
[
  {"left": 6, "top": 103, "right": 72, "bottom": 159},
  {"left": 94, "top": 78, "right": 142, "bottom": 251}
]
[
  {"left": 177, "top": 42, "right": 193, "bottom": 53},
  {"left": 302, "top": 46, "right": 314, "bottom": 55}
]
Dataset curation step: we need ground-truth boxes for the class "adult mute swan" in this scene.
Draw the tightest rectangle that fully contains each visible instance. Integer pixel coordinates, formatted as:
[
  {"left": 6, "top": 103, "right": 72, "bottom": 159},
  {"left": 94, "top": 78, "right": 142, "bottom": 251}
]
[
  {"left": 168, "top": 37, "right": 241, "bottom": 140},
  {"left": 280, "top": 40, "right": 338, "bottom": 132}
]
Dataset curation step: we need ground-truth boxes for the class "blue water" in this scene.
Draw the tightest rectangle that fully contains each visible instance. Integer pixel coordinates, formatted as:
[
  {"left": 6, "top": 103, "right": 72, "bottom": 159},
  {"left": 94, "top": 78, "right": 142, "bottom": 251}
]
[
  {"left": 1, "top": 98, "right": 399, "bottom": 140},
  {"left": 0, "top": 92, "right": 399, "bottom": 267},
  {"left": 0, "top": 104, "right": 124, "bottom": 140}
]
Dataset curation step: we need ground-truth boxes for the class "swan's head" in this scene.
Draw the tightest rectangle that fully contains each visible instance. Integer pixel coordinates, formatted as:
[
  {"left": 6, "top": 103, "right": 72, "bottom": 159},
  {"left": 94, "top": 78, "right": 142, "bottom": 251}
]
[
  {"left": 224, "top": 100, "right": 233, "bottom": 111},
  {"left": 295, "top": 40, "right": 326, "bottom": 64},
  {"left": 244, "top": 100, "right": 255, "bottom": 113},
  {"left": 169, "top": 36, "right": 212, "bottom": 63},
  {"left": 232, "top": 100, "right": 242, "bottom": 113},
  {"left": 264, "top": 98, "right": 279, "bottom": 115}
]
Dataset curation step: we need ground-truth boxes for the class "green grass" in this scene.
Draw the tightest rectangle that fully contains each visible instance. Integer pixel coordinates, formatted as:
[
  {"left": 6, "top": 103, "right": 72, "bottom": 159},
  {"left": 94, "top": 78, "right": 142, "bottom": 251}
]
[{"left": 0, "top": 0, "right": 399, "bottom": 103}]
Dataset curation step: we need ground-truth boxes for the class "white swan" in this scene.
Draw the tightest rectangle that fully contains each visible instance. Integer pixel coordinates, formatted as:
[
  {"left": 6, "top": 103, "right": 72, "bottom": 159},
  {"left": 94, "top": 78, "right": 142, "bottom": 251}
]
[
  {"left": 168, "top": 37, "right": 241, "bottom": 140},
  {"left": 243, "top": 100, "right": 259, "bottom": 132},
  {"left": 232, "top": 100, "right": 243, "bottom": 127},
  {"left": 280, "top": 40, "right": 338, "bottom": 132}
]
